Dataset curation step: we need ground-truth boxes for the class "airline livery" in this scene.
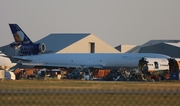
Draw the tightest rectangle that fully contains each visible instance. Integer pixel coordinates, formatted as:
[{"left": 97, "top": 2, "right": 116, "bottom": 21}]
[
  {"left": 9, "top": 24, "right": 46, "bottom": 55},
  {"left": 8, "top": 24, "right": 172, "bottom": 74}
]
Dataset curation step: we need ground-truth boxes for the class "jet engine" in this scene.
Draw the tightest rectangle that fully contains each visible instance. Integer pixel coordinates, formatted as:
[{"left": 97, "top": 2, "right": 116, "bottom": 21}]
[{"left": 20, "top": 43, "right": 46, "bottom": 55}]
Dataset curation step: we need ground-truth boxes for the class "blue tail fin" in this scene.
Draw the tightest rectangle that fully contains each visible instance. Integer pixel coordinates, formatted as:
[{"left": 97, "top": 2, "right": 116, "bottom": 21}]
[
  {"left": 9, "top": 24, "right": 46, "bottom": 55},
  {"left": 9, "top": 24, "right": 33, "bottom": 44}
]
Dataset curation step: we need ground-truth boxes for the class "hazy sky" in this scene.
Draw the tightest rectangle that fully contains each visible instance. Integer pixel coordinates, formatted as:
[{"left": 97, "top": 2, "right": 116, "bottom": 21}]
[{"left": 1, "top": 0, "right": 180, "bottom": 47}]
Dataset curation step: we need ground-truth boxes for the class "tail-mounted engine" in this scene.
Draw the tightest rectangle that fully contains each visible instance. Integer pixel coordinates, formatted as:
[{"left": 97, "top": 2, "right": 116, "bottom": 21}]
[{"left": 20, "top": 43, "right": 46, "bottom": 55}]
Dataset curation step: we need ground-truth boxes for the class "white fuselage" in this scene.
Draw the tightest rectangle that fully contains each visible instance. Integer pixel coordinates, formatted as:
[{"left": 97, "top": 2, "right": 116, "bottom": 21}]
[
  {"left": 0, "top": 52, "right": 16, "bottom": 70},
  {"left": 145, "top": 58, "right": 169, "bottom": 71},
  {"left": 15, "top": 53, "right": 170, "bottom": 69}
]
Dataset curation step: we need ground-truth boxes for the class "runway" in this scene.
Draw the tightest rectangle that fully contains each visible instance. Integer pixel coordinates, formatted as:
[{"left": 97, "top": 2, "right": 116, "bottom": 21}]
[{"left": 1, "top": 89, "right": 180, "bottom": 94}]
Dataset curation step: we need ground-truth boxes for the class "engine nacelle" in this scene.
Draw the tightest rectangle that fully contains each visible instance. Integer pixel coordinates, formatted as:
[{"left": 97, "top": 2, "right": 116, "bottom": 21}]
[{"left": 20, "top": 43, "right": 46, "bottom": 55}]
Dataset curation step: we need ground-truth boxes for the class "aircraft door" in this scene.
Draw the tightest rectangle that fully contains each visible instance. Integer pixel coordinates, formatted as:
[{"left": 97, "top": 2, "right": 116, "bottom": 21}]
[
  {"left": 154, "top": 62, "right": 159, "bottom": 69},
  {"left": 138, "top": 58, "right": 148, "bottom": 74},
  {"left": 169, "top": 58, "right": 179, "bottom": 72}
]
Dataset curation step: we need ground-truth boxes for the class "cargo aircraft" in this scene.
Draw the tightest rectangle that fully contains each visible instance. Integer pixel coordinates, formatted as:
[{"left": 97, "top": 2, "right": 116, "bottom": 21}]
[{"left": 7, "top": 24, "right": 173, "bottom": 74}]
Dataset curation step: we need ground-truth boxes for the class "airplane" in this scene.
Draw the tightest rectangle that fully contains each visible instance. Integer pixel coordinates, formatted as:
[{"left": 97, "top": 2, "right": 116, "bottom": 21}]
[
  {"left": 7, "top": 24, "right": 180, "bottom": 80},
  {"left": 9, "top": 24, "right": 46, "bottom": 55},
  {"left": 8, "top": 24, "right": 173, "bottom": 75},
  {"left": 12, "top": 52, "right": 172, "bottom": 75},
  {"left": 0, "top": 51, "right": 16, "bottom": 70}
]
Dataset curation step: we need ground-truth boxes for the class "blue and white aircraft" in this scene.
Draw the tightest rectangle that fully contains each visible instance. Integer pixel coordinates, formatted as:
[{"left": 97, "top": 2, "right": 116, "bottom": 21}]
[{"left": 8, "top": 24, "right": 171, "bottom": 73}]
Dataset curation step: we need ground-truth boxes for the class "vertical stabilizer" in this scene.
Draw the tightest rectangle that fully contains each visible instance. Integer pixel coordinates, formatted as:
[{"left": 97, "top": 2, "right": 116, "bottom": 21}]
[
  {"left": 9, "top": 24, "right": 46, "bottom": 55},
  {"left": 9, "top": 24, "right": 33, "bottom": 44}
]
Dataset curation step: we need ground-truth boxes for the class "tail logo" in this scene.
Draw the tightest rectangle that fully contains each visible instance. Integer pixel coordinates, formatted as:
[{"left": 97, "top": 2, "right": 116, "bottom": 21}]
[{"left": 14, "top": 31, "right": 24, "bottom": 42}]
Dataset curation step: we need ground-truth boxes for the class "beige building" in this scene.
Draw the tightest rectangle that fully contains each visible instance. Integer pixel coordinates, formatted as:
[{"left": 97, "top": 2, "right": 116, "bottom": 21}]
[
  {"left": 115, "top": 45, "right": 136, "bottom": 53},
  {"left": 23, "top": 33, "right": 119, "bottom": 54}
]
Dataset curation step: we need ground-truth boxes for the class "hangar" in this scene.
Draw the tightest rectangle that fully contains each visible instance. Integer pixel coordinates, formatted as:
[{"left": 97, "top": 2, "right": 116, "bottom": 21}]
[
  {"left": 115, "top": 44, "right": 137, "bottom": 53},
  {"left": 127, "top": 40, "right": 180, "bottom": 58},
  {"left": 37, "top": 33, "right": 119, "bottom": 53},
  {"left": 36, "top": 33, "right": 120, "bottom": 54},
  {"left": 0, "top": 33, "right": 120, "bottom": 56}
]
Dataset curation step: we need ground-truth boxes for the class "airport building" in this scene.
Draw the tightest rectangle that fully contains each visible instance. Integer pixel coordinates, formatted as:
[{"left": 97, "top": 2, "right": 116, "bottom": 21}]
[
  {"left": 127, "top": 40, "right": 180, "bottom": 58},
  {"left": 36, "top": 33, "right": 120, "bottom": 54},
  {"left": 115, "top": 44, "right": 137, "bottom": 53}
]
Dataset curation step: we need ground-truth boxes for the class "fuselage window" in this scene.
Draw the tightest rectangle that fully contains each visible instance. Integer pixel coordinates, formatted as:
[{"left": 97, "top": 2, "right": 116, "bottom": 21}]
[
  {"left": 148, "top": 64, "right": 153, "bottom": 66},
  {"left": 160, "top": 64, "right": 168, "bottom": 66}
]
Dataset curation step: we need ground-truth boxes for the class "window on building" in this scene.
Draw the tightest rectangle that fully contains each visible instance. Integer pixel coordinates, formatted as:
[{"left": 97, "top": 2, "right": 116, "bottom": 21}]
[{"left": 90, "top": 42, "right": 95, "bottom": 53}]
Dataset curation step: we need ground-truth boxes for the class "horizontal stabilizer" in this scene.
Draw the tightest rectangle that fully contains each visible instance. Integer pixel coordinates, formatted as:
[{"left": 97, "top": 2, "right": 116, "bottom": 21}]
[{"left": 13, "top": 56, "right": 32, "bottom": 62}]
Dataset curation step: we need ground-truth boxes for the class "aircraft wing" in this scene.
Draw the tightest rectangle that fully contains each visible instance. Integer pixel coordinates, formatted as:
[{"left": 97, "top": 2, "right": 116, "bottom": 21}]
[
  {"left": 20, "top": 62, "right": 104, "bottom": 69},
  {"left": 9, "top": 55, "right": 104, "bottom": 69}
]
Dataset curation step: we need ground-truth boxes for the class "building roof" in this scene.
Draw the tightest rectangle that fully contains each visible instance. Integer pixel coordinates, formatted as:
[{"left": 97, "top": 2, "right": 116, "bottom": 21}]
[
  {"left": 127, "top": 40, "right": 180, "bottom": 53},
  {"left": 36, "top": 33, "right": 90, "bottom": 53},
  {"left": 142, "top": 40, "right": 180, "bottom": 47},
  {"left": 163, "top": 42, "right": 180, "bottom": 48},
  {"left": 126, "top": 45, "right": 141, "bottom": 53}
]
